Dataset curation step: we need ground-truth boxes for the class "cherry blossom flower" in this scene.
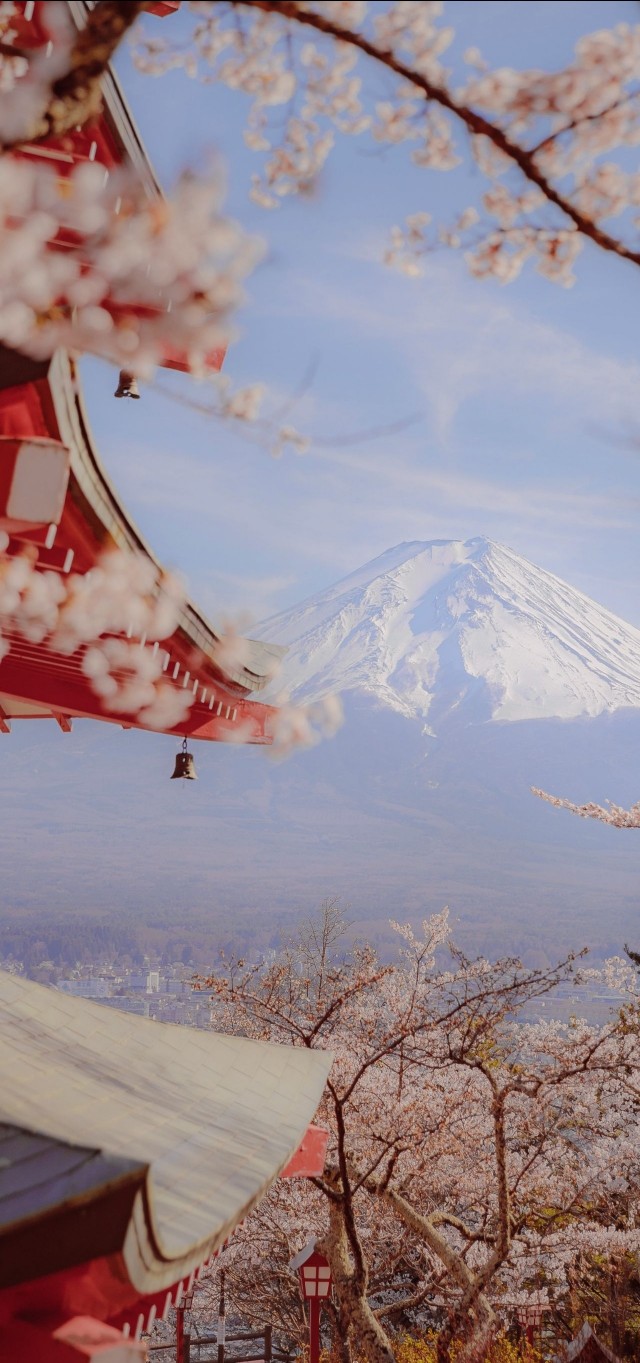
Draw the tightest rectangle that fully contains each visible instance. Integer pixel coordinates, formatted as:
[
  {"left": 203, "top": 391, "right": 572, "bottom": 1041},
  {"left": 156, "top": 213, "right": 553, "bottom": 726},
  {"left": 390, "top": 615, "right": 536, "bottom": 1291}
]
[
  {"left": 533, "top": 786, "right": 640, "bottom": 828},
  {"left": 0, "top": 1, "right": 74, "bottom": 144},
  {"left": 132, "top": 4, "right": 640, "bottom": 288},
  {"left": 266, "top": 693, "right": 344, "bottom": 756},
  {"left": 194, "top": 902, "right": 640, "bottom": 1362},
  {"left": 0, "top": 158, "right": 262, "bottom": 374},
  {"left": 0, "top": 546, "right": 192, "bottom": 727}
]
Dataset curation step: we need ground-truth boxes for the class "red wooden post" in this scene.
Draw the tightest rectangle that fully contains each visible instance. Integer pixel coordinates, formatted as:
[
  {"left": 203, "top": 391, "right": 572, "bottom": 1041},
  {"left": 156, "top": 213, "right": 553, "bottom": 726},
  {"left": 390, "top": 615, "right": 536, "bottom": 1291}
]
[
  {"left": 308, "top": 1296, "right": 320, "bottom": 1363},
  {"left": 176, "top": 1285, "right": 195, "bottom": 1363}
]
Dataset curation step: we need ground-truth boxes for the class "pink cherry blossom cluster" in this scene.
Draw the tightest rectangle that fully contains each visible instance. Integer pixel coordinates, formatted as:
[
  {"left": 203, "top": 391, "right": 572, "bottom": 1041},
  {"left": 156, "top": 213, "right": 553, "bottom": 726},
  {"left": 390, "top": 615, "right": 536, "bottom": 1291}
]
[
  {"left": 265, "top": 692, "right": 343, "bottom": 757},
  {"left": 0, "top": 543, "right": 193, "bottom": 729},
  {"left": 374, "top": 0, "right": 454, "bottom": 82},
  {"left": 135, "top": 3, "right": 368, "bottom": 210},
  {"left": 133, "top": 2, "right": 640, "bottom": 286},
  {"left": 82, "top": 637, "right": 192, "bottom": 730},
  {"left": 533, "top": 785, "right": 640, "bottom": 828},
  {"left": 0, "top": 2, "right": 74, "bottom": 145},
  {"left": 51, "top": 551, "right": 185, "bottom": 653},
  {"left": 0, "top": 538, "right": 65, "bottom": 655},
  {"left": 463, "top": 25, "right": 640, "bottom": 150},
  {"left": 0, "top": 156, "right": 261, "bottom": 374},
  {"left": 0, "top": 2, "right": 27, "bottom": 97},
  {"left": 194, "top": 903, "right": 640, "bottom": 1358}
]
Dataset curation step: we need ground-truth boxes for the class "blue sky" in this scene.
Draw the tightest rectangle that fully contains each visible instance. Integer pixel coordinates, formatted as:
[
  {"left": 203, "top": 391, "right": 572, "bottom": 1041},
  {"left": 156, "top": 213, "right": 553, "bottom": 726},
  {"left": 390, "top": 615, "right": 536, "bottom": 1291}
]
[{"left": 72, "top": 0, "right": 640, "bottom": 632}]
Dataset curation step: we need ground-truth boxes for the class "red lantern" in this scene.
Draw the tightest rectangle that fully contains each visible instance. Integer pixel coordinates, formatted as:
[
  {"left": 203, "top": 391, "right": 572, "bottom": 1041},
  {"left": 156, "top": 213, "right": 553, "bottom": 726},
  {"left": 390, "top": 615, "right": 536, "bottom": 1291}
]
[
  {"left": 516, "top": 1295, "right": 547, "bottom": 1346},
  {"left": 290, "top": 1241, "right": 332, "bottom": 1363}
]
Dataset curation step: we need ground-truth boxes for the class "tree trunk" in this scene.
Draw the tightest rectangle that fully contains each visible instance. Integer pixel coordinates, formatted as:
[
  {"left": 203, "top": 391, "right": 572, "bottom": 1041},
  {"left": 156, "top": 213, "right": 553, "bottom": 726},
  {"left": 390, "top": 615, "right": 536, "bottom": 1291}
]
[
  {"left": 437, "top": 1335, "right": 450, "bottom": 1363},
  {"left": 327, "top": 1299, "right": 353, "bottom": 1363},
  {"left": 320, "top": 1199, "right": 396, "bottom": 1363},
  {"left": 367, "top": 1179, "right": 496, "bottom": 1352}
]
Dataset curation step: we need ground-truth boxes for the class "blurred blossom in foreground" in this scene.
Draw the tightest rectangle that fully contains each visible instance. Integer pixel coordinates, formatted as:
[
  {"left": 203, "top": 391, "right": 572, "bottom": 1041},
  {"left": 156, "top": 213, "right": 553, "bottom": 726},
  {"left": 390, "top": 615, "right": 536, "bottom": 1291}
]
[
  {"left": 0, "top": 548, "right": 191, "bottom": 729},
  {"left": 0, "top": 158, "right": 262, "bottom": 376},
  {"left": 266, "top": 693, "right": 344, "bottom": 758}
]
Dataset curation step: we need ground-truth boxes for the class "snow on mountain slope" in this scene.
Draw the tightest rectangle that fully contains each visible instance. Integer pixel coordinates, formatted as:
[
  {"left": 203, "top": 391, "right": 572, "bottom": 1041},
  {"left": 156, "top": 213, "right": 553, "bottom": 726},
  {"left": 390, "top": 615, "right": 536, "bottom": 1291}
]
[{"left": 257, "top": 537, "right": 640, "bottom": 726}]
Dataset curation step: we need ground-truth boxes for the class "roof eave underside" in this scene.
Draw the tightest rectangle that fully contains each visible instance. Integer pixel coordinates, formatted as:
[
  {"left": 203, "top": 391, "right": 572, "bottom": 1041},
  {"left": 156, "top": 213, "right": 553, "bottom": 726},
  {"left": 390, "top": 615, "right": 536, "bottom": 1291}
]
[{"left": 0, "top": 972, "right": 331, "bottom": 1295}]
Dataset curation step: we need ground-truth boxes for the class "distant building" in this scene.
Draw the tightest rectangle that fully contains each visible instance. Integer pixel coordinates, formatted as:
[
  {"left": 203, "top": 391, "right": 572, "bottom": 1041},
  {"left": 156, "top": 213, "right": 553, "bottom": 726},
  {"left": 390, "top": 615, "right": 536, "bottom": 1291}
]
[
  {"left": 98, "top": 997, "right": 151, "bottom": 1017},
  {"left": 166, "top": 978, "right": 192, "bottom": 997},
  {"left": 58, "top": 978, "right": 112, "bottom": 999}
]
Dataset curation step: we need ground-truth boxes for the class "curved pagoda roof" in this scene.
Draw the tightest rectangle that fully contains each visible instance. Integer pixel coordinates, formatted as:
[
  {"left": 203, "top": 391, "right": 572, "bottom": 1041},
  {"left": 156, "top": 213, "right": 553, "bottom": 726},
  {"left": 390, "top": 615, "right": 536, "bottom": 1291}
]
[
  {"left": 0, "top": 971, "right": 331, "bottom": 1324},
  {"left": 0, "top": 0, "right": 284, "bottom": 743}
]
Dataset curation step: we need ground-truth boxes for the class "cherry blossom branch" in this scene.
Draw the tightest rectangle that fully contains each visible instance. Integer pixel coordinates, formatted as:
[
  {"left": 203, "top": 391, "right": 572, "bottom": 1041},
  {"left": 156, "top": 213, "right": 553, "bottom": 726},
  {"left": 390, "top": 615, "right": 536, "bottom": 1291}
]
[
  {"left": 431, "top": 1211, "right": 493, "bottom": 1246},
  {"left": 1, "top": 1, "right": 145, "bottom": 148},
  {"left": 234, "top": 0, "right": 640, "bottom": 270},
  {"left": 37, "top": 1, "right": 146, "bottom": 142},
  {"left": 528, "top": 91, "right": 640, "bottom": 158},
  {"left": 373, "top": 1277, "right": 433, "bottom": 1321},
  {"left": 533, "top": 786, "right": 640, "bottom": 828}
]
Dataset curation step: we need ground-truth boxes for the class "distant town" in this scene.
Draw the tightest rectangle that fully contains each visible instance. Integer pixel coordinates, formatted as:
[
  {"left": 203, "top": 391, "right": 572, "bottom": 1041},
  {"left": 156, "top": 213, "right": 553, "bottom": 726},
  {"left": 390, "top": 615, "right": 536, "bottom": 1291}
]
[
  {"left": 0, "top": 949, "right": 627, "bottom": 1029},
  {"left": 0, "top": 956, "right": 220, "bottom": 1027}
]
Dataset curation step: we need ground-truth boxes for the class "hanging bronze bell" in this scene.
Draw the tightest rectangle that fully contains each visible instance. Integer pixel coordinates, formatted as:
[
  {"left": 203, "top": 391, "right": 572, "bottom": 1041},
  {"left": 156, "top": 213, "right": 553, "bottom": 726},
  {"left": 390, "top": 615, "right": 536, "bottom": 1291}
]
[
  {"left": 114, "top": 370, "right": 140, "bottom": 399},
  {"left": 171, "top": 738, "right": 197, "bottom": 780}
]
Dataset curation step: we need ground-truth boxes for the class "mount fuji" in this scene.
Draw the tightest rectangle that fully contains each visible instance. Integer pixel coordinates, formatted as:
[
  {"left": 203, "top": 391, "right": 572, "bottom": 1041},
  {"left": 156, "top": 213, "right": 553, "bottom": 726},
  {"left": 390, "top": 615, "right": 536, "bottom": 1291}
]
[
  {"left": 240, "top": 537, "right": 640, "bottom": 960},
  {"left": 2, "top": 538, "right": 640, "bottom": 968},
  {"left": 257, "top": 537, "right": 640, "bottom": 728}
]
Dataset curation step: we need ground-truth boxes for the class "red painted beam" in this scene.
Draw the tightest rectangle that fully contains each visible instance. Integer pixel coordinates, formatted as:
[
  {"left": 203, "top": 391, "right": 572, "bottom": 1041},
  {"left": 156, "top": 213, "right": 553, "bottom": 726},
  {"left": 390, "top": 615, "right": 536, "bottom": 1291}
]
[{"left": 0, "top": 655, "right": 275, "bottom": 743}]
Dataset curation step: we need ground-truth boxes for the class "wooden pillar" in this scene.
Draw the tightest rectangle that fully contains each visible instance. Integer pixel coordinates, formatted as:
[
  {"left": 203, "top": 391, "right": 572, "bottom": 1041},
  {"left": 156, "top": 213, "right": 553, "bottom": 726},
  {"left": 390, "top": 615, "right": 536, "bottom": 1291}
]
[{"left": 309, "top": 1297, "right": 320, "bottom": 1363}]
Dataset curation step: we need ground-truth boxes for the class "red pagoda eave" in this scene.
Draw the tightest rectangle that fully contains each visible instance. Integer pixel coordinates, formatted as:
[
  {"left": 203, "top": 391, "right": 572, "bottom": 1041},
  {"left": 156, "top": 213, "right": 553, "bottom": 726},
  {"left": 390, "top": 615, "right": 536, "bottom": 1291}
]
[
  {"left": 11, "top": 0, "right": 222, "bottom": 377},
  {"left": 0, "top": 346, "right": 281, "bottom": 742},
  {"left": 1, "top": 1130, "right": 330, "bottom": 1347},
  {"left": 0, "top": 4, "right": 284, "bottom": 743},
  {"left": 0, "top": 975, "right": 331, "bottom": 1361}
]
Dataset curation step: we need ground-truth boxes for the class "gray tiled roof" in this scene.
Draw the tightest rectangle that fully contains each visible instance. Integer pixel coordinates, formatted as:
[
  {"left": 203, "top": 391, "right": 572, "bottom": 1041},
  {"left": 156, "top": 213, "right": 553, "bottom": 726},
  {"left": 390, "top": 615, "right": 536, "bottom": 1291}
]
[
  {"left": 0, "top": 972, "right": 331, "bottom": 1293},
  {"left": 0, "top": 1123, "right": 141, "bottom": 1233}
]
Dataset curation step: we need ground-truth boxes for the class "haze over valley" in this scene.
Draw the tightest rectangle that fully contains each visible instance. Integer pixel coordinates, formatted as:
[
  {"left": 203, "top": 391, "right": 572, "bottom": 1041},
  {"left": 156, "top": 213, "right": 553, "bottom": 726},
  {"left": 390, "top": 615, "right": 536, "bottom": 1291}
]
[{"left": 2, "top": 538, "right": 639, "bottom": 969}]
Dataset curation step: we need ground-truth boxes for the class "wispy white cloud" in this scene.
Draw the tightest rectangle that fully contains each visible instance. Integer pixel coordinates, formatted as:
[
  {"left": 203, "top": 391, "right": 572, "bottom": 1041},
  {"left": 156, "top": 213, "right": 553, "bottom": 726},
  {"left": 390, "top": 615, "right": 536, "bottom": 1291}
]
[
  {"left": 314, "top": 445, "right": 636, "bottom": 531},
  {"left": 96, "top": 248, "right": 640, "bottom": 622},
  {"left": 278, "top": 256, "right": 640, "bottom": 443},
  {"left": 200, "top": 569, "right": 298, "bottom": 621}
]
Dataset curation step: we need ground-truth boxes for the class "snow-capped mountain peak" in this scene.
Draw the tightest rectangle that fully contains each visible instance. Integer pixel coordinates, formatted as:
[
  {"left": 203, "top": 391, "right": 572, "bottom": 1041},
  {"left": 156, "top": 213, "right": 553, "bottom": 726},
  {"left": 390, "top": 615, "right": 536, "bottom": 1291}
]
[{"left": 257, "top": 538, "right": 640, "bottom": 727}]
